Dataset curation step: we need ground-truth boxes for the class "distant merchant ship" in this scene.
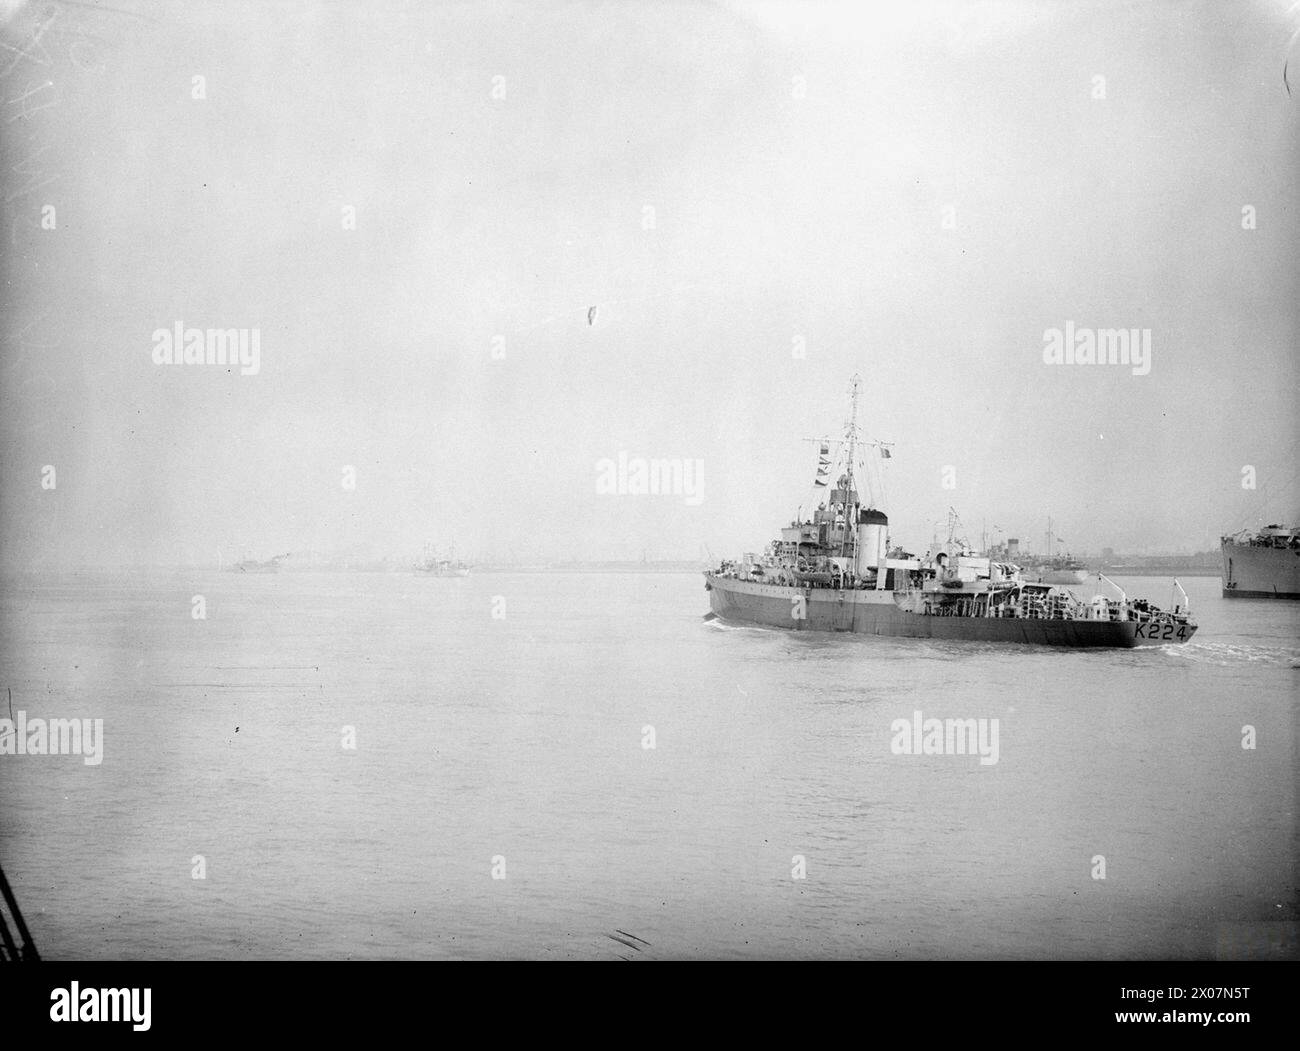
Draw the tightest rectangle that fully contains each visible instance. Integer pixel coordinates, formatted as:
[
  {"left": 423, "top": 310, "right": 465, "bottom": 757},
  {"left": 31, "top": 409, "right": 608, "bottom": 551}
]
[
  {"left": 704, "top": 377, "right": 1197, "bottom": 648},
  {"left": 1221, "top": 525, "right": 1299, "bottom": 599}
]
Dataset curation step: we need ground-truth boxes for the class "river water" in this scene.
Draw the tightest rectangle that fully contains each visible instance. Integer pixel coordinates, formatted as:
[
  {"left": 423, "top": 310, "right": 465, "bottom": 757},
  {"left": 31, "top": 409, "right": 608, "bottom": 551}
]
[{"left": 0, "top": 570, "right": 1294, "bottom": 959}]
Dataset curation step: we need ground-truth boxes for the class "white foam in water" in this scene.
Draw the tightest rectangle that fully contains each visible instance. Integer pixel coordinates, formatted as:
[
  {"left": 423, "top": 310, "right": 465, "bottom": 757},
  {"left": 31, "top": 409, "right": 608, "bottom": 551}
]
[{"left": 1167, "top": 641, "right": 1299, "bottom": 666}]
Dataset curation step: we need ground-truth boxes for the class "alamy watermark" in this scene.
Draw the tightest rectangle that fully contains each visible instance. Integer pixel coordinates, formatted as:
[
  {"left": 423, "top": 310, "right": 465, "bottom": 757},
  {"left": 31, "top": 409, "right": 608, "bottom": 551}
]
[
  {"left": 151, "top": 321, "right": 261, "bottom": 375},
  {"left": 595, "top": 453, "right": 704, "bottom": 506},
  {"left": 50, "top": 983, "right": 150, "bottom": 1031},
  {"left": 890, "top": 709, "right": 999, "bottom": 766},
  {"left": 1042, "top": 322, "right": 1151, "bottom": 376},
  {"left": 0, "top": 711, "right": 103, "bottom": 765}
]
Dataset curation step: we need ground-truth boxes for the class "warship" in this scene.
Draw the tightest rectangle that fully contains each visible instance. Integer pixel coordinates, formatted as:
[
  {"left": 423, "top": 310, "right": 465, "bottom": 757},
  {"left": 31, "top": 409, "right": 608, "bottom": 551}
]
[
  {"left": 704, "top": 378, "right": 1197, "bottom": 648},
  {"left": 1221, "top": 525, "right": 1300, "bottom": 599}
]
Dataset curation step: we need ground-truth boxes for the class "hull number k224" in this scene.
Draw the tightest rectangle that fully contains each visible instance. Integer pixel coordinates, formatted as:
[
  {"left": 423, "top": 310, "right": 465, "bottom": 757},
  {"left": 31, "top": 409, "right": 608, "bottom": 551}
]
[{"left": 1134, "top": 621, "right": 1187, "bottom": 641}]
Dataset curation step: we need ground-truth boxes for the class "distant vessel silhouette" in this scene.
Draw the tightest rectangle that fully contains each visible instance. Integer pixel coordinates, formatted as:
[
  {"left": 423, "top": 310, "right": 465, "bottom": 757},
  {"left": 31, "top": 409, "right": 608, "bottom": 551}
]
[
  {"left": 414, "top": 544, "right": 471, "bottom": 577},
  {"left": 228, "top": 553, "right": 289, "bottom": 573}
]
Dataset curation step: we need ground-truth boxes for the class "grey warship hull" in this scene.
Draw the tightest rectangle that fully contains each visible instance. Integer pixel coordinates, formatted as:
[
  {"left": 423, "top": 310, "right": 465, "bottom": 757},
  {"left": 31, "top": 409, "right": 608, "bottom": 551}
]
[{"left": 706, "top": 574, "right": 1193, "bottom": 648}]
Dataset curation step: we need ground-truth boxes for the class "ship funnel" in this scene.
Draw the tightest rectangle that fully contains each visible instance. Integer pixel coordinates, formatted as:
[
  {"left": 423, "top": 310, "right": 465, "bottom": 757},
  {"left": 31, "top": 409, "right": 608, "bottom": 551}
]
[{"left": 855, "top": 508, "right": 888, "bottom": 576}]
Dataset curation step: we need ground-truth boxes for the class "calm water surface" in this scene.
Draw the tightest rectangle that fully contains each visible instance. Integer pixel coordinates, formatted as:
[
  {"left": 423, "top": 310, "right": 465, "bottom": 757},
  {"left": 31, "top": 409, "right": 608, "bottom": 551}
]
[{"left": 1, "top": 571, "right": 1295, "bottom": 959}]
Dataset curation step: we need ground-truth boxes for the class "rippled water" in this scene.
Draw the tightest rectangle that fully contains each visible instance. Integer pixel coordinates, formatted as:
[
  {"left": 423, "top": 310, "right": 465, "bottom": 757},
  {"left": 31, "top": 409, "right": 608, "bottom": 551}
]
[{"left": 0, "top": 571, "right": 1295, "bottom": 959}]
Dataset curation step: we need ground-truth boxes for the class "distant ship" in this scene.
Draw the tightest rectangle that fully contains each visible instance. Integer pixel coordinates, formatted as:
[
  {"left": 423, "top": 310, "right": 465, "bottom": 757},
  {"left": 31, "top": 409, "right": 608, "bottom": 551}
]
[
  {"left": 703, "top": 377, "right": 1197, "bottom": 648},
  {"left": 414, "top": 544, "right": 471, "bottom": 577},
  {"left": 1015, "top": 519, "right": 1088, "bottom": 584},
  {"left": 1221, "top": 525, "right": 1300, "bottom": 599},
  {"left": 1020, "top": 556, "right": 1088, "bottom": 586},
  {"left": 228, "top": 553, "right": 289, "bottom": 573}
]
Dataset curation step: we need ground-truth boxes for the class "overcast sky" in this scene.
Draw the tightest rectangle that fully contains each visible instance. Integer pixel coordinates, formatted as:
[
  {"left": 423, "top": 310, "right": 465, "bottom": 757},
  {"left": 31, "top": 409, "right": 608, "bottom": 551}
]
[{"left": 1, "top": 0, "right": 1296, "bottom": 567}]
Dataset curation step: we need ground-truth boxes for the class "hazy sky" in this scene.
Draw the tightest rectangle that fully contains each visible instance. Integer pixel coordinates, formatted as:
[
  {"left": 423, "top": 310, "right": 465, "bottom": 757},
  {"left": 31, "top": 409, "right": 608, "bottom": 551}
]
[{"left": 2, "top": 0, "right": 1296, "bottom": 567}]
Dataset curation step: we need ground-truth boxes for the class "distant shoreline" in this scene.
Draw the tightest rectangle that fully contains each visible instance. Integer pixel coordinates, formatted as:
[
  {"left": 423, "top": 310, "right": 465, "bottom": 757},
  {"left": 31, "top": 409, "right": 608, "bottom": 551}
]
[{"left": 1097, "top": 567, "right": 1221, "bottom": 577}]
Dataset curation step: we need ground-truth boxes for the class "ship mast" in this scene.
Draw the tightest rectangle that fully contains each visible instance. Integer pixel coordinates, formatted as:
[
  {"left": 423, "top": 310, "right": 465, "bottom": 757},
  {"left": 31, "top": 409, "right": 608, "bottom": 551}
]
[
  {"left": 843, "top": 374, "right": 860, "bottom": 490},
  {"left": 839, "top": 375, "right": 861, "bottom": 558}
]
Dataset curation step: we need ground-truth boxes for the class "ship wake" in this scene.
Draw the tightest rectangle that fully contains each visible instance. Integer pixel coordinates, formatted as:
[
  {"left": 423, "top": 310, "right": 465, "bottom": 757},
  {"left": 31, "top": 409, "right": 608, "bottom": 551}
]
[{"left": 1165, "top": 641, "right": 1300, "bottom": 667}]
